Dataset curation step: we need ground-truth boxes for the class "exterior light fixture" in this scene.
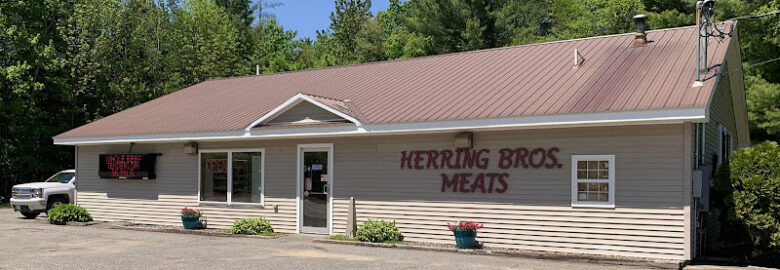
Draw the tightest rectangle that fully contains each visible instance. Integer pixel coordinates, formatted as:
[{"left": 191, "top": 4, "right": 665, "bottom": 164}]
[
  {"left": 454, "top": 132, "right": 473, "bottom": 149},
  {"left": 183, "top": 142, "right": 198, "bottom": 155}
]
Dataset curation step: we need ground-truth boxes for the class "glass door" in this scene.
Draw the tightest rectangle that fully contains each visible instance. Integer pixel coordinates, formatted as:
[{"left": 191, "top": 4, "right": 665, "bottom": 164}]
[{"left": 300, "top": 148, "right": 329, "bottom": 233}]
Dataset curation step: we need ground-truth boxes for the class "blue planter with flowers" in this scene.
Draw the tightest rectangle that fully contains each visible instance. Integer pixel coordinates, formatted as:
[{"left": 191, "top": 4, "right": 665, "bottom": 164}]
[
  {"left": 447, "top": 221, "right": 483, "bottom": 249},
  {"left": 181, "top": 207, "right": 202, "bottom": 230}
]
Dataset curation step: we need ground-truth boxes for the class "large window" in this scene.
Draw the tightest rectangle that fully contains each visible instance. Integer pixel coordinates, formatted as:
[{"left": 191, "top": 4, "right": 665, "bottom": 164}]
[
  {"left": 571, "top": 155, "right": 615, "bottom": 208},
  {"left": 200, "top": 149, "right": 264, "bottom": 205}
]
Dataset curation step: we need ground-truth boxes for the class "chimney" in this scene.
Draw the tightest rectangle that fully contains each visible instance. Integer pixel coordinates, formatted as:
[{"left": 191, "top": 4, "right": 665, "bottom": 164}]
[{"left": 633, "top": 14, "right": 648, "bottom": 45}]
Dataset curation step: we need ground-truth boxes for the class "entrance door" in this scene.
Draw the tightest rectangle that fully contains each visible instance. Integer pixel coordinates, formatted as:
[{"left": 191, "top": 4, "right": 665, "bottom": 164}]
[{"left": 299, "top": 146, "right": 331, "bottom": 234}]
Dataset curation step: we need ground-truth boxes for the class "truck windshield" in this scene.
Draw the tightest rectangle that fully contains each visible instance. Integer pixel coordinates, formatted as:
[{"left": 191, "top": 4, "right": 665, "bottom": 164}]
[{"left": 45, "top": 173, "right": 75, "bottom": 183}]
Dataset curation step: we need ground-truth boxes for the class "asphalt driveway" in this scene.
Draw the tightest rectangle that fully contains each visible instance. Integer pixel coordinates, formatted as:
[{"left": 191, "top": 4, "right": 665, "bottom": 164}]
[{"left": 0, "top": 209, "right": 653, "bottom": 270}]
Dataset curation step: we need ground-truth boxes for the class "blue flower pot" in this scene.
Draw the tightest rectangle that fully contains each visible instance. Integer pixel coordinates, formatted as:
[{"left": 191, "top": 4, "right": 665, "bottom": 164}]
[
  {"left": 181, "top": 216, "right": 200, "bottom": 229},
  {"left": 453, "top": 230, "right": 477, "bottom": 249}
]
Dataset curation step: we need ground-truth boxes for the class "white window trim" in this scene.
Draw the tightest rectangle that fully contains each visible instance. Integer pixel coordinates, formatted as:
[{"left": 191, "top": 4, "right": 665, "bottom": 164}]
[
  {"left": 296, "top": 143, "right": 334, "bottom": 235},
  {"left": 571, "top": 155, "right": 616, "bottom": 208},
  {"left": 198, "top": 148, "right": 265, "bottom": 206}
]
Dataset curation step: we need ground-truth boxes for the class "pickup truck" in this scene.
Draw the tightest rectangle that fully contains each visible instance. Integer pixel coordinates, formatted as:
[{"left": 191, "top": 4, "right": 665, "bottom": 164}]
[{"left": 10, "top": 169, "right": 76, "bottom": 218}]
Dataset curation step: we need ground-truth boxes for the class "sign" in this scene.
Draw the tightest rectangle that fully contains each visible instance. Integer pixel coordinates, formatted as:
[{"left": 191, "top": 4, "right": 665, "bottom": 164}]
[
  {"left": 99, "top": 153, "right": 159, "bottom": 179},
  {"left": 312, "top": 164, "right": 323, "bottom": 171},
  {"left": 206, "top": 159, "right": 228, "bottom": 173},
  {"left": 399, "top": 148, "right": 562, "bottom": 194}
]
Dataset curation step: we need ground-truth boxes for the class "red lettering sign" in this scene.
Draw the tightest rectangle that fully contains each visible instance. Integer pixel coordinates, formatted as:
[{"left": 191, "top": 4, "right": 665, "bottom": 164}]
[
  {"left": 104, "top": 154, "right": 142, "bottom": 178},
  {"left": 403, "top": 147, "right": 561, "bottom": 194}
]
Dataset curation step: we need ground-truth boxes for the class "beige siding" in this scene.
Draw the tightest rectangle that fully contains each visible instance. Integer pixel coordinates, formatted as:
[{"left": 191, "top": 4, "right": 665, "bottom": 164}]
[
  {"left": 76, "top": 124, "right": 688, "bottom": 260},
  {"left": 266, "top": 102, "right": 343, "bottom": 124}
]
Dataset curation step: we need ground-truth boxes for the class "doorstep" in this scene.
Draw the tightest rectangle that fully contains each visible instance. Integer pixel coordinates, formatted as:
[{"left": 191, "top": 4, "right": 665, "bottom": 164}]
[{"left": 313, "top": 238, "right": 685, "bottom": 270}]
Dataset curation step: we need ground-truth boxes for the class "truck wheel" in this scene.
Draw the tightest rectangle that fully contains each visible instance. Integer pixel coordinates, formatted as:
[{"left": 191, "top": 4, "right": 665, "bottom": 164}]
[
  {"left": 46, "top": 197, "right": 69, "bottom": 211},
  {"left": 21, "top": 211, "right": 39, "bottom": 219}
]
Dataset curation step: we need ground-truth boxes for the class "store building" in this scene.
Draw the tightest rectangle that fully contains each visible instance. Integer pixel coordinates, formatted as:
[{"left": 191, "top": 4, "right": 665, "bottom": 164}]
[{"left": 54, "top": 21, "right": 749, "bottom": 262}]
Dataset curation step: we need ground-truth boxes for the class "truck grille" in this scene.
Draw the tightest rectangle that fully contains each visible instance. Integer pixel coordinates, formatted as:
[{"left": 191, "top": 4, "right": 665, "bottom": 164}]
[{"left": 11, "top": 188, "right": 33, "bottom": 199}]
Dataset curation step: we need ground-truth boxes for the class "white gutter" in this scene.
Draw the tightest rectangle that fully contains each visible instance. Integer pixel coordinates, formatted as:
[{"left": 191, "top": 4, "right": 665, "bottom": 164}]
[{"left": 53, "top": 107, "right": 707, "bottom": 145}]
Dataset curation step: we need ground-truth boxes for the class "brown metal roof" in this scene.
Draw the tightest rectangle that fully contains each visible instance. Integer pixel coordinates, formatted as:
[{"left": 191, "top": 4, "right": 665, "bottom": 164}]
[{"left": 56, "top": 24, "right": 733, "bottom": 139}]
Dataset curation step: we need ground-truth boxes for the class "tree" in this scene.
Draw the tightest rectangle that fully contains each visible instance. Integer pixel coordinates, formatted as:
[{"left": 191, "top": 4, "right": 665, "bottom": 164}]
[
  {"left": 330, "top": 0, "right": 373, "bottom": 63},
  {"left": 252, "top": 19, "right": 299, "bottom": 74},
  {"left": 168, "top": 0, "right": 242, "bottom": 86}
]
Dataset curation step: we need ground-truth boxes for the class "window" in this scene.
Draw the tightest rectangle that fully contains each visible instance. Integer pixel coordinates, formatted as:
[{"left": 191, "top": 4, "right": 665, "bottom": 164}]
[
  {"left": 199, "top": 149, "right": 264, "bottom": 205},
  {"left": 571, "top": 155, "right": 615, "bottom": 208},
  {"left": 717, "top": 124, "right": 733, "bottom": 166}
]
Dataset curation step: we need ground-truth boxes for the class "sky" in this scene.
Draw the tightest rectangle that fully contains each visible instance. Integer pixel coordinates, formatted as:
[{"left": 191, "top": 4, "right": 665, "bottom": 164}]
[{"left": 269, "top": 0, "right": 391, "bottom": 40}]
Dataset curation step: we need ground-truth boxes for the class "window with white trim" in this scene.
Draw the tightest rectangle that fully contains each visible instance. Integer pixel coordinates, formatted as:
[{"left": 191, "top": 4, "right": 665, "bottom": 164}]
[
  {"left": 571, "top": 155, "right": 615, "bottom": 207},
  {"left": 717, "top": 124, "right": 733, "bottom": 166},
  {"left": 199, "top": 149, "right": 264, "bottom": 205}
]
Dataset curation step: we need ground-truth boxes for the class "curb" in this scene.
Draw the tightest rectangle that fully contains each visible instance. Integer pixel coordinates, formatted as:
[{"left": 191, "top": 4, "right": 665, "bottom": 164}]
[
  {"left": 109, "top": 224, "right": 284, "bottom": 239},
  {"left": 313, "top": 239, "right": 684, "bottom": 270}
]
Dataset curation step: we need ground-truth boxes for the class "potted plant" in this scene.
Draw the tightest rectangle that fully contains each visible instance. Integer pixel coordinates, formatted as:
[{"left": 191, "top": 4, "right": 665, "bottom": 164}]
[
  {"left": 181, "top": 207, "right": 202, "bottom": 229},
  {"left": 447, "top": 221, "right": 483, "bottom": 249}
]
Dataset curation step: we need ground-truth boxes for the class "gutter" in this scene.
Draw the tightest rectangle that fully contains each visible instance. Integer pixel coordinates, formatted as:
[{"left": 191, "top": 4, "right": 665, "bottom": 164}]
[{"left": 53, "top": 107, "right": 707, "bottom": 145}]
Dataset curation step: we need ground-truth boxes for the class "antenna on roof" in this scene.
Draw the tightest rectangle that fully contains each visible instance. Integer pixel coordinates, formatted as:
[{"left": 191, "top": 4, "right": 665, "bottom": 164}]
[{"left": 693, "top": 0, "right": 715, "bottom": 87}]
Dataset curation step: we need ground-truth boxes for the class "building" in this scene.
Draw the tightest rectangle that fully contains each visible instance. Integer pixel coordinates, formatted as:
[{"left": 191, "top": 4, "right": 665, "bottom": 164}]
[{"left": 53, "top": 19, "right": 748, "bottom": 262}]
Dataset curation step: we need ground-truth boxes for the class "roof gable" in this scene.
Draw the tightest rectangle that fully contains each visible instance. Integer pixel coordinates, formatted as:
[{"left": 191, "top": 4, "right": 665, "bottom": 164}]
[{"left": 245, "top": 93, "right": 362, "bottom": 131}]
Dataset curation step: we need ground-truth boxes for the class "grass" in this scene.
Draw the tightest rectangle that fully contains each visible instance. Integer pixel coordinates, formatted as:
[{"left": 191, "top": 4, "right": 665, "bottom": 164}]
[
  {"left": 0, "top": 203, "right": 10, "bottom": 209},
  {"left": 329, "top": 234, "right": 359, "bottom": 241}
]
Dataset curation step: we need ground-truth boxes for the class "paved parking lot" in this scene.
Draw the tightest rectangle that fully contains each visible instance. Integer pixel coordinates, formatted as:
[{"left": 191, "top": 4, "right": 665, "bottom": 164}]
[{"left": 0, "top": 209, "right": 655, "bottom": 270}]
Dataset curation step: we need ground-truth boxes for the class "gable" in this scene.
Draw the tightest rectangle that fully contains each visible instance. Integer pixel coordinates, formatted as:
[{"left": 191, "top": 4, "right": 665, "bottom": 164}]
[{"left": 265, "top": 101, "right": 346, "bottom": 125}]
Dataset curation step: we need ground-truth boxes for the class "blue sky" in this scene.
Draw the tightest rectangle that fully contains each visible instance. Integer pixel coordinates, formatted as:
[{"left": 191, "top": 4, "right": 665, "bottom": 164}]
[{"left": 269, "top": 0, "right": 391, "bottom": 40}]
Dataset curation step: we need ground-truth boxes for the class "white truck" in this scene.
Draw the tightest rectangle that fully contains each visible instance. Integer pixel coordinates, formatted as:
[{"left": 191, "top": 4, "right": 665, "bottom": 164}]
[{"left": 10, "top": 169, "right": 77, "bottom": 218}]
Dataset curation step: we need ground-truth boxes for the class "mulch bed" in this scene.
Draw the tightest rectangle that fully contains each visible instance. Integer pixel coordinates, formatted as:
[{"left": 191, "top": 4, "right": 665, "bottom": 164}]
[{"left": 109, "top": 223, "right": 284, "bottom": 239}]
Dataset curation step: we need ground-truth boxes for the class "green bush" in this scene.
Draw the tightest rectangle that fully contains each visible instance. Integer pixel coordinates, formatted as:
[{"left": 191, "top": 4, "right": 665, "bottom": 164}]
[
  {"left": 48, "top": 204, "right": 92, "bottom": 224},
  {"left": 230, "top": 218, "right": 273, "bottom": 235},
  {"left": 355, "top": 219, "right": 402, "bottom": 243},
  {"left": 729, "top": 141, "right": 780, "bottom": 248}
]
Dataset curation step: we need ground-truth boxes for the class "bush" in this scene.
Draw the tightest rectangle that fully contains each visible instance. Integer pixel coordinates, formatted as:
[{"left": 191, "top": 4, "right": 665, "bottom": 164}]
[
  {"left": 230, "top": 218, "right": 273, "bottom": 235},
  {"left": 729, "top": 141, "right": 780, "bottom": 248},
  {"left": 48, "top": 204, "right": 92, "bottom": 224},
  {"left": 355, "top": 219, "right": 402, "bottom": 243}
]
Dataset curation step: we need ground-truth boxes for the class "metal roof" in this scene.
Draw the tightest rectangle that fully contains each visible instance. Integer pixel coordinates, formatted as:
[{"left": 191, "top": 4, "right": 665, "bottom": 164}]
[{"left": 55, "top": 24, "right": 733, "bottom": 140}]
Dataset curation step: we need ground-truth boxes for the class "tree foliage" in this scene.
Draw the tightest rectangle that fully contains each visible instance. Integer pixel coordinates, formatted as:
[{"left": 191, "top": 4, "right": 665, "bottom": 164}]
[{"left": 729, "top": 141, "right": 780, "bottom": 248}]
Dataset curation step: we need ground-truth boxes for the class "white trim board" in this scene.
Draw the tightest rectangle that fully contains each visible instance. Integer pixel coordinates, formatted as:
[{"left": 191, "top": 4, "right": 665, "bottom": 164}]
[
  {"left": 54, "top": 107, "right": 707, "bottom": 145},
  {"left": 244, "top": 93, "right": 362, "bottom": 132},
  {"left": 296, "top": 143, "right": 334, "bottom": 235},
  {"left": 198, "top": 148, "right": 266, "bottom": 207}
]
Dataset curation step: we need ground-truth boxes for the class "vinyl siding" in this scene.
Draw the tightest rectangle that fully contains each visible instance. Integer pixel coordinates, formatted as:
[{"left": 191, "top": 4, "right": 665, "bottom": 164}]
[
  {"left": 76, "top": 124, "right": 688, "bottom": 261},
  {"left": 266, "top": 101, "right": 344, "bottom": 124}
]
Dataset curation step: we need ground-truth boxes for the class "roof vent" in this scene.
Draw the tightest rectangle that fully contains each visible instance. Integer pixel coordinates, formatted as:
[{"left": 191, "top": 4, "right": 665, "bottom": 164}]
[{"left": 633, "top": 14, "right": 648, "bottom": 45}]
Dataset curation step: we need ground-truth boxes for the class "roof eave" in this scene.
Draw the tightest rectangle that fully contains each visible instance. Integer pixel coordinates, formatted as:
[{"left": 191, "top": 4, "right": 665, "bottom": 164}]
[{"left": 53, "top": 107, "right": 706, "bottom": 145}]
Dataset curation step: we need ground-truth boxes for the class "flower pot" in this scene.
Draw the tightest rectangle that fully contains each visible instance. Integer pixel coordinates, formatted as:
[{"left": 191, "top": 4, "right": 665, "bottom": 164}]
[
  {"left": 453, "top": 230, "right": 477, "bottom": 249},
  {"left": 181, "top": 216, "right": 200, "bottom": 229}
]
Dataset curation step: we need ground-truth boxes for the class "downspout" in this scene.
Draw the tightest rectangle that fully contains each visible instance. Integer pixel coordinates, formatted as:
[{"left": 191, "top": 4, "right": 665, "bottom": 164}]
[{"left": 74, "top": 145, "right": 78, "bottom": 205}]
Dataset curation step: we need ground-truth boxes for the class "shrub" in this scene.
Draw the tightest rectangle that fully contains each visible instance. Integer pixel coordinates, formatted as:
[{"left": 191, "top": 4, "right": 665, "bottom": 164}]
[
  {"left": 729, "top": 141, "right": 780, "bottom": 248},
  {"left": 230, "top": 218, "right": 273, "bottom": 235},
  {"left": 48, "top": 204, "right": 92, "bottom": 224},
  {"left": 355, "top": 219, "right": 402, "bottom": 243}
]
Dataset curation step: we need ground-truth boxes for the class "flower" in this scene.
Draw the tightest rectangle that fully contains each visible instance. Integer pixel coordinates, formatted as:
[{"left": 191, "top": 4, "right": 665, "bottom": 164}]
[{"left": 446, "top": 220, "right": 484, "bottom": 232}]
